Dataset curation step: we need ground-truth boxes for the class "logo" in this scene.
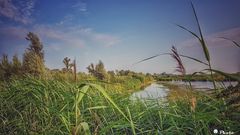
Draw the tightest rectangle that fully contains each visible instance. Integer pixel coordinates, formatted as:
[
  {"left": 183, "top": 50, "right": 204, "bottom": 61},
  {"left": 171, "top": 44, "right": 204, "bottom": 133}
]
[
  {"left": 213, "top": 128, "right": 234, "bottom": 135},
  {"left": 214, "top": 129, "right": 218, "bottom": 134}
]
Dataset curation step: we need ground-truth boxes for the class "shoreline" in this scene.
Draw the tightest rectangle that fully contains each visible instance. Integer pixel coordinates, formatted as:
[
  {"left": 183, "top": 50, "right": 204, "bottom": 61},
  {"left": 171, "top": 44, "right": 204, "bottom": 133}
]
[{"left": 158, "top": 81, "right": 200, "bottom": 101}]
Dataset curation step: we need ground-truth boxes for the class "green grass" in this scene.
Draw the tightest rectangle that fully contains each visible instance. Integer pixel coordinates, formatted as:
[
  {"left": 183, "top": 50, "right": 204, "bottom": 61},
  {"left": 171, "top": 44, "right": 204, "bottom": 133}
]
[
  {"left": 1, "top": 2, "right": 239, "bottom": 135},
  {"left": 0, "top": 77, "right": 239, "bottom": 134}
]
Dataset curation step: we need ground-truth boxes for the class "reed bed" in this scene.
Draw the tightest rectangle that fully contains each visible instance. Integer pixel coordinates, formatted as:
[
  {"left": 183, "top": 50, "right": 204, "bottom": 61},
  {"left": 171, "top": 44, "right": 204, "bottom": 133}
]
[{"left": 0, "top": 77, "right": 239, "bottom": 134}]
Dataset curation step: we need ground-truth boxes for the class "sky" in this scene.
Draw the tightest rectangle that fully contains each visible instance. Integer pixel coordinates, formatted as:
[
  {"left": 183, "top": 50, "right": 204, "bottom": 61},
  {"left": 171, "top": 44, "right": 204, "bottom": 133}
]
[{"left": 0, "top": 0, "right": 240, "bottom": 74}]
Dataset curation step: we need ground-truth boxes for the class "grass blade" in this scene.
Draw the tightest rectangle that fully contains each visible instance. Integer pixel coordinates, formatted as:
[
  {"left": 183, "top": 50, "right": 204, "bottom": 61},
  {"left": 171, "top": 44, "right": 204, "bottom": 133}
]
[
  {"left": 179, "top": 54, "right": 209, "bottom": 66},
  {"left": 87, "top": 83, "right": 130, "bottom": 122},
  {"left": 80, "top": 122, "right": 91, "bottom": 135},
  {"left": 134, "top": 53, "right": 167, "bottom": 65},
  {"left": 134, "top": 52, "right": 208, "bottom": 66},
  {"left": 204, "top": 69, "right": 240, "bottom": 82},
  {"left": 219, "top": 37, "right": 240, "bottom": 48},
  {"left": 176, "top": 24, "right": 201, "bottom": 41},
  {"left": 191, "top": 2, "right": 210, "bottom": 62},
  {"left": 127, "top": 107, "right": 136, "bottom": 135}
]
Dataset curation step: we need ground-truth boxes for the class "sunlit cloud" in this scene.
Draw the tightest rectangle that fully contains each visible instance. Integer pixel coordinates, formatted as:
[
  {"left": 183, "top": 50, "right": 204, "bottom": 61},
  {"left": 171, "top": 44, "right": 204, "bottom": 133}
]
[{"left": 0, "top": 0, "right": 35, "bottom": 24}]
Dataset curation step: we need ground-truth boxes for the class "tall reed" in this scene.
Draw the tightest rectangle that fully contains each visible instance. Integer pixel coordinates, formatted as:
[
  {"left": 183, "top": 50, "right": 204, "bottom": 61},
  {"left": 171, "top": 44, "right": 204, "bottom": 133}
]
[{"left": 176, "top": 2, "right": 216, "bottom": 90}]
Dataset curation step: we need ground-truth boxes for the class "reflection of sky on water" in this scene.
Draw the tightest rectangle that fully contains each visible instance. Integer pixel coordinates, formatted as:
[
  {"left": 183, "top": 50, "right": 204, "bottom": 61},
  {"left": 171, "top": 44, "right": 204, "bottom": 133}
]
[
  {"left": 131, "top": 83, "right": 169, "bottom": 100},
  {"left": 171, "top": 81, "right": 238, "bottom": 90},
  {"left": 131, "top": 81, "right": 238, "bottom": 101}
]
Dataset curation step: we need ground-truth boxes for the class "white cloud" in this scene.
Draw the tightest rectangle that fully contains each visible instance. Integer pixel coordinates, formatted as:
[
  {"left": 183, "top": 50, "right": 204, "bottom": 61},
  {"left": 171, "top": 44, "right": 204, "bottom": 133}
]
[
  {"left": 0, "top": 0, "right": 35, "bottom": 24},
  {"left": 72, "top": 1, "right": 87, "bottom": 13},
  {"left": 0, "top": 24, "right": 121, "bottom": 50},
  {"left": 94, "top": 33, "right": 121, "bottom": 47},
  {"left": 32, "top": 25, "right": 86, "bottom": 48},
  {"left": 35, "top": 25, "right": 121, "bottom": 48},
  {"left": 56, "top": 15, "right": 74, "bottom": 26}
]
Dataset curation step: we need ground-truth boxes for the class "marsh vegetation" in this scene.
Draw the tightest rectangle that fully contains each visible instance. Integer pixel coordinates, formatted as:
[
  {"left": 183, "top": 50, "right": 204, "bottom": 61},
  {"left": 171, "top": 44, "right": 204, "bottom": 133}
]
[{"left": 0, "top": 2, "right": 239, "bottom": 135}]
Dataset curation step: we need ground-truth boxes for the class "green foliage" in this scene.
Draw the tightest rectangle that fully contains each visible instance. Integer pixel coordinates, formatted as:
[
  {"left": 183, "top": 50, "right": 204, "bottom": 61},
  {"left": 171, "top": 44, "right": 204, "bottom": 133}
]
[
  {"left": 23, "top": 52, "right": 45, "bottom": 76},
  {"left": 0, "top": 78, "right": 239, "bottom": 134},
  {"left": 0, "top": 54, "right": 12, "bottom": 79},
  {"left": 12, "top": 54, "right": 22, "bottom": 75},
  {"left": 62, "top": 57, "right": 73, "bottom": 72},
  {"left": 25, "top": 32, "right": 44, "bottom": 60},
  {"left": 0, "top": 54, "right": 22, "bottom": 80},
  {"left": 87, "top": 60, "right": 109, "bottom": 81},
  {"left": 23, "top": 32, "right": 45, "bottom": 77}
]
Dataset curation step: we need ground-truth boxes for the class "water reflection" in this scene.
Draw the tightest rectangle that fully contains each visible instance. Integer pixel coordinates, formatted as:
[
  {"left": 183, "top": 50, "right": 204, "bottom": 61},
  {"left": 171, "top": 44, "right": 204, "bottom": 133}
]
[
  {"left": 170, "top": 81, "right": 238, "bottom": 90},
  {"left": 131, "top": 83, "right": 169, "bottom": 100}
]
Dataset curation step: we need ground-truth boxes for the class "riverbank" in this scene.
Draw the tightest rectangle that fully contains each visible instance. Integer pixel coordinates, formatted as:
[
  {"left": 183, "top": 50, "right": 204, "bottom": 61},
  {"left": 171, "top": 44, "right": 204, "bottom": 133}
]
[
  {"left": 1, "top": 77, "right": 239, "bottom": 134},
  {"left": 158, "top": 81, "right": 202, "bottom": 101},
  {"left": 127, "top": 80, "right": 154, "bottom": 94}
]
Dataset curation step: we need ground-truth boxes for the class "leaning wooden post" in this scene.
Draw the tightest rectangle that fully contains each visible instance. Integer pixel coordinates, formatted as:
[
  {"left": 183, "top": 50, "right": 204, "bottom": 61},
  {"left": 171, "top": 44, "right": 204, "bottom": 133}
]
[{"left": 73, "top": 58, "right": 77, "bottom": 82}]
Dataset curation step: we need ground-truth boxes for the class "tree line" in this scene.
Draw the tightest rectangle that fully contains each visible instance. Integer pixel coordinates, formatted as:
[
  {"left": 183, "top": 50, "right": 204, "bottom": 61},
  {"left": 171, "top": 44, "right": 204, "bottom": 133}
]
[
  {"left": 0, "top": 32, "right": 154, "bottom": 83},
  {"left": 0, "top": 32, "right": 44, "bottom": 80}
]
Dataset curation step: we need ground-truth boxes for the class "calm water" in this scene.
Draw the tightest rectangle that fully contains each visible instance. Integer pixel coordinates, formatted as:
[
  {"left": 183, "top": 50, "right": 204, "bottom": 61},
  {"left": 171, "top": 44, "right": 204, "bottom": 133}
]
[
  {"left": 131, "top": 81, "right": 238, "bottom": 100},
  {"left": 130, "top": 83, "right": 169, "bottom": 100},
  {"left": 170, "top": 81, "right": 238, "bottom": 90}
]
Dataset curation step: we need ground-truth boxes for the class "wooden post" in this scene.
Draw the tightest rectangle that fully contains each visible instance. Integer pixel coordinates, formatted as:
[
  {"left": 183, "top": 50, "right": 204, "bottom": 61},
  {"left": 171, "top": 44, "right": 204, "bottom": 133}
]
[{"left": 73, "top": 58, "right": 77, "bottom": 82}]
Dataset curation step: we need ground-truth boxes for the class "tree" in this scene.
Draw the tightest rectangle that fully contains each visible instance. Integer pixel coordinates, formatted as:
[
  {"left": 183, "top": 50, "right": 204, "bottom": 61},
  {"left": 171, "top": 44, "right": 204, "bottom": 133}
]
[
  {"left": 62, "top": 57, "right": 77, "bottom": 82},
  {"left": 0, "top": 54, "right": 22, "bottom": 80},
  {"left": 25, "top": 32, "right": 44, "bottom": 59},
  {"left": 62, "top": 57, "right": 72, "bottom": 72},
  {"left": 87, "top": 60, "right": 109, "bottom": 80},
  {"left": 23, "top": 32, "right": 45, "bottom": 77},
  {"left": 0, "top": 54, "right": 11, "bottom": 79},
  {"left": 11, "top": 54, "right": 22, "bottom": 75}
]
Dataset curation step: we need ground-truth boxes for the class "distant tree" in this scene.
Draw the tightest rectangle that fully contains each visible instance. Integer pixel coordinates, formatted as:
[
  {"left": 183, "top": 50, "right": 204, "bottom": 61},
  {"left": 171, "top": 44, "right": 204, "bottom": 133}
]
[
  {"left": 25, "top": 32, "right": 44, "bottom": 59},
  {"left": 0, "top": 54, "right": 23, "bottom": 80},
  {"left": 118, "top": 70, "right": 132, "bottom": 76},
  {"left": 62, "top": 57, "right": 72, "bottom": 72},
  {"left": 63, "top": 57, "right": 71, "bottom": 71},
  {"left": 62, "top": 57, "right": 77, "bottom": 81},
  {"left": 0, "top": 54, "right": 12, "bottom": 79},
  {"left": 87, "top": 60, "right": 109, "bottom": 80},
  {"left": 11, "top": 54, "right": 22, "bottom": 75},
  {"left": 108, "top": 71, "right": 115, "bottom": 77},
  {"left": 119, "top": 70, "right": 126, "bottom": 76},
  {"left": 23, "top": 32, "right": 45, "bottom": 76},
  {"left": 87, "top": 63, "right": 95, "bottom": 74}
]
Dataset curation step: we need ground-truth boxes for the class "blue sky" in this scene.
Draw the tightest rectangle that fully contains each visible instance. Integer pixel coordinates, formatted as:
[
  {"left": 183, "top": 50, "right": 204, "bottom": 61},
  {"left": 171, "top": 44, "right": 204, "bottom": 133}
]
[{"left": 0, "top": 0, "right": 240, "bottom": 74}]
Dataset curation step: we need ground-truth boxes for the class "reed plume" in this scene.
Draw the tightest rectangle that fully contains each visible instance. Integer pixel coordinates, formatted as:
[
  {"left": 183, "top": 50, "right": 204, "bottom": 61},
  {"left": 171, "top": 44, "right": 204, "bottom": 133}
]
[{"left": 171, "top": 46, "right": 186, "bottom": 75}]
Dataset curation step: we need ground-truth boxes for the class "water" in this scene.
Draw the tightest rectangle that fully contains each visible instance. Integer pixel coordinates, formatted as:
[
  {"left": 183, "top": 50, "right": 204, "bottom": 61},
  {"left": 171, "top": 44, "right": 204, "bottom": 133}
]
[
  {"left": 131, "top": 81, "right": 238, "bottom": 100},
  {"left": 130, "top": 83, "right": 169, "bottom": 100},
  {"left": 170, "top": 81, "right": 238, "bottom": 90}
]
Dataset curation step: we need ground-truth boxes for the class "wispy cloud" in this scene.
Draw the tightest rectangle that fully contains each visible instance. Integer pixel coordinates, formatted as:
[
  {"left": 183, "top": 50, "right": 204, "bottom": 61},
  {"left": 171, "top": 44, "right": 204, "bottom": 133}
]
[
  {"left": 0, "top": 0, "right": 35, "bottom": 24},
  {"left": 32, "top": 25, "right": 86, "bottom": 48},
  {"left": 0, "top": 24, "right": 121, "bottom": 51},
  {"left": 72, "top": 0, "right": 87, "bottom": 13},
  {"left": 94, "top": 33, "right": 121, "bottom": 47},
  {"left": 56, "top": 14, "right": 74, "bottom": 26},
  {"left": 32, "top": 24, "right": 121, "bottom": 48},
  {"left": 56, "top": 1, "right": 88, "bottom": 26}
]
